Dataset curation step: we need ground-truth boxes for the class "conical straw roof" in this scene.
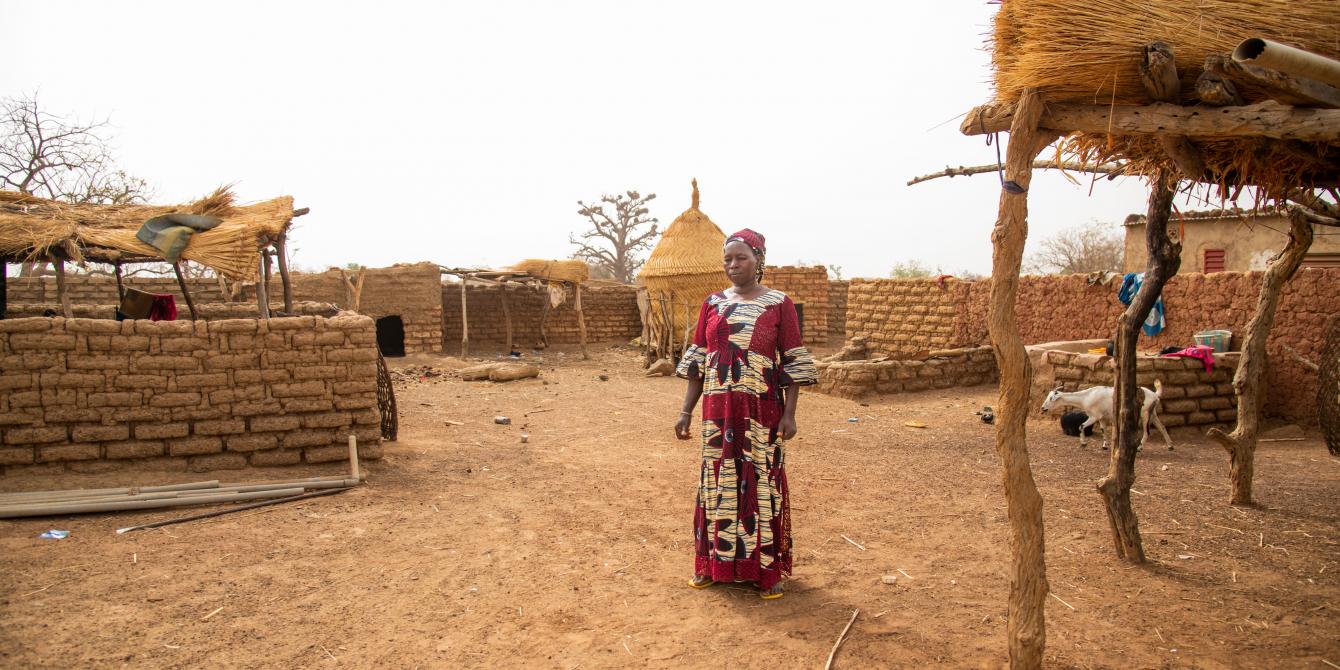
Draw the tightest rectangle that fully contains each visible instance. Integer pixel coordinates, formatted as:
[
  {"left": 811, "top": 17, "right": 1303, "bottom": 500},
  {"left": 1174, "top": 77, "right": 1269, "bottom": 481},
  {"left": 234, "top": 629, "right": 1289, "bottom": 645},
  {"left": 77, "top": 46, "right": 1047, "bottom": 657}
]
[{"left": 638, "top": 179, "right": 725, "bottom": 280}]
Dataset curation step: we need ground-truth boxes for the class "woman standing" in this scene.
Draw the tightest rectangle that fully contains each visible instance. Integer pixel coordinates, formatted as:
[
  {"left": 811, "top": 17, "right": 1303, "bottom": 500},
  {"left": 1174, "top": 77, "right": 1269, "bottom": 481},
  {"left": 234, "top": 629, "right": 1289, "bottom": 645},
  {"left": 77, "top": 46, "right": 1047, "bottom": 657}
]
[{"left": 673, "top": 228, "right": 817, "bottom": 600}]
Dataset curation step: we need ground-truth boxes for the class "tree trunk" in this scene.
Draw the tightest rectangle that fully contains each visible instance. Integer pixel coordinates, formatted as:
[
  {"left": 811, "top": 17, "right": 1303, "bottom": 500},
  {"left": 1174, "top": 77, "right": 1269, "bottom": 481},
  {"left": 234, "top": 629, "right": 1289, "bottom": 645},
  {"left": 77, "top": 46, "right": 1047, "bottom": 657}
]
[
  {"left": 987, "top": 88, "right": 1057, "bottom": 670},
  {"left": 1209, "top": 210, "right": 1314, "bottom": 504},
  {"left": 1319, "top": 314, "right": 1340, "bottom": 457},
  {"left": 1097, "top": 169, "right": 1180, "bottom": 563}
]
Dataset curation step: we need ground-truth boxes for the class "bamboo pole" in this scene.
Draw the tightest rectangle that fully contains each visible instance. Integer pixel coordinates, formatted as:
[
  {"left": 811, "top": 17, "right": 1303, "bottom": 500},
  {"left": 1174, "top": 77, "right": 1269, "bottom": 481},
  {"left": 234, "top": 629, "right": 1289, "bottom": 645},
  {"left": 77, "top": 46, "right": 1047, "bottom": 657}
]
[
  {"left": 275, "top": 233, "right": 293, "bottom": 314},
  {"left": 576, "top": 283, "right": 589, "bottom": 360},
  {"left": 54, "top": 257, "right": 72, "bottom": 318},
  {"left": 172, "top": 263, "right": 198, "bottom": 320},
  {"left": 460, "top": 279, "right": 469, "bottom": 358}
]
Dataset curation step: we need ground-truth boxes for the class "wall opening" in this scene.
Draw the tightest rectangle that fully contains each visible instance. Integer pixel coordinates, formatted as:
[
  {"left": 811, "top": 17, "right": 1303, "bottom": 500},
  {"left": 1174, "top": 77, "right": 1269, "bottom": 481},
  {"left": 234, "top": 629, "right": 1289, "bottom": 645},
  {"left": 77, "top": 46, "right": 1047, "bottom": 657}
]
[{"left": 376, "top": 315, "right": 406, "bottom": 357}]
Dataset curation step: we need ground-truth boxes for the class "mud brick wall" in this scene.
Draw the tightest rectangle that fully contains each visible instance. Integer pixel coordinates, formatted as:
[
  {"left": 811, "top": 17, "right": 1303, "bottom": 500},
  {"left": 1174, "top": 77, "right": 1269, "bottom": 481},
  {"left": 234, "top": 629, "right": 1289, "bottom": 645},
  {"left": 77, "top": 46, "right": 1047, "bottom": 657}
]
[
  {"left": 0, "top": 315, "right": 383, "bottom": 476},
  {"left": 762, "top": 266, "right": 829, "bottom": 345},
  {"left": 6, "top": 275, "right": 226, "bottom": 306},
  {"left": 828, "top": 280, "right": 849, "bottom": 340},
  {"left": 1044, "top": 351, "right": 1240, "bottom": 429},
  {"left": 276, "top": 263, "right": 443, "bottom": 354},
  {"left": 815, "top": 346, "right": 998, "bottom": 400},
  {"left": 843, "top": 278, "right": 976, "bottom": 357},
  {"left": 443, "top": 284, "right": 641, "bottom": 348},
  {"left": 5, "top": 302, "right": 337, "bottom": 320}
]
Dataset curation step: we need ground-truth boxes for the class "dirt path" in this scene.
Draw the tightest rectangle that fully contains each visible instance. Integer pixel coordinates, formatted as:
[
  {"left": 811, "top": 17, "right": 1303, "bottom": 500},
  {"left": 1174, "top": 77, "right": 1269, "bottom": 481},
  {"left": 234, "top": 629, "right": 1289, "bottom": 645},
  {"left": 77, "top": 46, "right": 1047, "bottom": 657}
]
[{"left": 2, "top": 346, "right": 1338, "bottom": 669}]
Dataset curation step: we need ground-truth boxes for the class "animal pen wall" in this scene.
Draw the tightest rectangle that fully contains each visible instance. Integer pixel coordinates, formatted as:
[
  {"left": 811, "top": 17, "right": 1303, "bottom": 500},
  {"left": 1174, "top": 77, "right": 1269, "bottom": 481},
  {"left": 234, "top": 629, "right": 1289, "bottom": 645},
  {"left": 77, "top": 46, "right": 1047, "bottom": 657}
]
[
  {"left": 268, "top": 262, "right": 444, "bottom": 355},
  {"left": 7, "top": 275, "right": 229, "bottom": 310},
  {"left": 834, "top": 270, "right": 1340, "bottom": 422},
  {"left": 443, "top": 284, "right": 641, "bottom": 347},
  {"left": 761, "top": 266, "right": 831, "bottom": 345},
  {"left": 0, "top": 315, "right": 383, "bottom": 476}
]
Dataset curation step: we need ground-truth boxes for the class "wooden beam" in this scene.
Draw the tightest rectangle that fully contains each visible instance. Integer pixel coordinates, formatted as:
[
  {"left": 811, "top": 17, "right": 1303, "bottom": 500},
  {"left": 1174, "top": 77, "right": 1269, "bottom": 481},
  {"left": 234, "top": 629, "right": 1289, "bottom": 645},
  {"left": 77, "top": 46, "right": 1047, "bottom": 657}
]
[
  {"left": 172, "top": 263, "right": 198, "bottom": 320},
  {"left": 961, "top": 100, "right": 1340, "bottom": 141},
  {"left": 1208, "top": 54, "right": 1340, "bottom": 109},
  {"left": 1140, "top": 43, "right": 1208, "bottom": 182},
  {"left": 113, "top": 262, "right": 125, "bottom": 302},
  {"left": 575, "top": 283, "right": 588, "bottom": 360},
  {"left": 275, "top": 234, "right": 293, "bottom": 314},
  {"left": 1, "top": 260, "right": 7, "bottom": 320},
  {"left": 1196, "top": 57, "right": 1246, "bottom": 107},
  {"left": 54, "top": 258, "right": 72, "bottom": 318},
  {"left": 907, "top": 160, "right": 1125, "bottom": 186}
]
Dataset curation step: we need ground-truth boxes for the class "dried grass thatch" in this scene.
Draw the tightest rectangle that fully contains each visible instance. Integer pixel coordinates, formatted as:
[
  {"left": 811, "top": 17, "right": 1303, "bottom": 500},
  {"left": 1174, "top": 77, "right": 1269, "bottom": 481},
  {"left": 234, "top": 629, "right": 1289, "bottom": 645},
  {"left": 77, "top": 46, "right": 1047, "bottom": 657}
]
[
  {"left": 638, "top": 180, "right": 728, "bottom": 357},
  {"left": 508, "top": 259, "right": 590, "bottom": 284},
  {"left": 990, "top": 0, "right": 1340, "bottom": 195},
  {"left": 0, "top": 187, "right": 297, "bottom": 280}
]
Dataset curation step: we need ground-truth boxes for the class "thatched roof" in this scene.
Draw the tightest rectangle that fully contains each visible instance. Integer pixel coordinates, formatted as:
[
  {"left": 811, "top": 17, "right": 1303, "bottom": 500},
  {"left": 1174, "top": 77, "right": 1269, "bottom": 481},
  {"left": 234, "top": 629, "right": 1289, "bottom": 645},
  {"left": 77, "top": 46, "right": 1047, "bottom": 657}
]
[
  {"left": 508, "top": 259, "right": 590, "bottom": 284},
  {"left": 0, "top": 187, "right": 300, "bottom": 281},
  {"left": 638, "top": 179, "right": 726, "bottom": 281},
  {"left": 986, "top": 0, "right": 1340, "bottom": 195}
]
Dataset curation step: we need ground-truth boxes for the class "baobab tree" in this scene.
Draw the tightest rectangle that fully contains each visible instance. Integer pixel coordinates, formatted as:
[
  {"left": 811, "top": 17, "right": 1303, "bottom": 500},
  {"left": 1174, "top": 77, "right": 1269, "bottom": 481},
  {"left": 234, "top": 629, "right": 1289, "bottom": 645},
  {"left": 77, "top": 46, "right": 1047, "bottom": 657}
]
[{"left": 569, "top": 190, "right": 659, "bottom": 284}]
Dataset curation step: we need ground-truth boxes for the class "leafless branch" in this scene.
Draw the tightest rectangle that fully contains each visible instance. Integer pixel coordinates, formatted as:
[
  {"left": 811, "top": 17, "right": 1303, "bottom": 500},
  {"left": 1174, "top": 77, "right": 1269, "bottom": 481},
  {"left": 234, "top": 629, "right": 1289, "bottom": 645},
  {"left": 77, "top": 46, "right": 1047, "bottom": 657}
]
[{"left": 570, "top": 190, "right": 659, "bottom": 284}]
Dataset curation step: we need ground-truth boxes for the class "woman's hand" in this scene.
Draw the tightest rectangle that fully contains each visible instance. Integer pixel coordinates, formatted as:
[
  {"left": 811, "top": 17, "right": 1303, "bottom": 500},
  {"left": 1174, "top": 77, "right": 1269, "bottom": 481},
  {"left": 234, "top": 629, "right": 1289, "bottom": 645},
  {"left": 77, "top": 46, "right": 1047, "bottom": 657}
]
[
  {"left": 778, "top": 414, "right": 798, "bottom": 441},
  {"left": 675, "top": 413, "right": 693, "bottom": 440}
]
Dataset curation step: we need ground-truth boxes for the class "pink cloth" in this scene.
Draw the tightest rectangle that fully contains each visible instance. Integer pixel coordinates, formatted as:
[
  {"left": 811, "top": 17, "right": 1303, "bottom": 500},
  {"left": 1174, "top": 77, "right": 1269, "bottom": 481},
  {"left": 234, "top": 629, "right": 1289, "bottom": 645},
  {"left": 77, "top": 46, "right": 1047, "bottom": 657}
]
[{"left": 1160, "top": 344, "right": 1214, "bottom": 373}]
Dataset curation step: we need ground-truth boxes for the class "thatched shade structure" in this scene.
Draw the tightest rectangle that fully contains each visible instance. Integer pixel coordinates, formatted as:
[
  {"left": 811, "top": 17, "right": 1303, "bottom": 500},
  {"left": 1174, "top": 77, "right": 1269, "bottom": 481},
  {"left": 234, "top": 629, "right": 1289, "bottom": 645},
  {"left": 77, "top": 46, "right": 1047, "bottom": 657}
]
[
  {"left": 508, "top": 259, "right": 590, "bottom": 284},
  {"left": 441, "top": 262, "right": 593, "bottom": 360},
  {"left": 637, "top": 179, "right": 726, "bottom": 360}
]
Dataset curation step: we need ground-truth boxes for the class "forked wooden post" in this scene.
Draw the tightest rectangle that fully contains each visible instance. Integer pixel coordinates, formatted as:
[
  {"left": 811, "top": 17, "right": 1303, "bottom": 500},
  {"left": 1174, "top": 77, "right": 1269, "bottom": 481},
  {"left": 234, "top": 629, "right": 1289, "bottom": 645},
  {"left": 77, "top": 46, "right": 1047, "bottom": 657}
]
[
  {"left": 460, "top": 279, "right": 469, "bottom": 358},
  {"left": 986, "top": 88, "right": 1056, "bottom": 670},
  {"left": 256, "top": 253, "right": 271, "bottom": 319},
  {"left": 1209, "top": 210, "right": 1314, "bottom": 504},
  {"left": 172, "top": 263, "right": 199, "bottom": 321},
  {"left": 576, "top": 282, "right": 589, "bottom": 360},
  {"left": 113, "top": 262, "right": 125, "bottom": 302},
  {"left": 275, "top": 233, "right": 294, "bottom": 314},
  {"left": 500, "top": 284, "right": 514, "bottom": 352},
  {"left": 54, "top": 257, "right": 72, "bottom": 318},
  {"left": 0, "top": 260, "right": 6, "bottom": 319}
]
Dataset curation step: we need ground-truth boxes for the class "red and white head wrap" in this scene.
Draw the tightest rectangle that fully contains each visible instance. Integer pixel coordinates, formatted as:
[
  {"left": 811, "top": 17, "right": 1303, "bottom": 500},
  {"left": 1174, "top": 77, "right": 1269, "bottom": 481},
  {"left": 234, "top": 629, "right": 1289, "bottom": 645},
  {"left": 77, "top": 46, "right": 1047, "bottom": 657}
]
[{"left": 724, "top": 228, "right": 767, "bottom": 282}]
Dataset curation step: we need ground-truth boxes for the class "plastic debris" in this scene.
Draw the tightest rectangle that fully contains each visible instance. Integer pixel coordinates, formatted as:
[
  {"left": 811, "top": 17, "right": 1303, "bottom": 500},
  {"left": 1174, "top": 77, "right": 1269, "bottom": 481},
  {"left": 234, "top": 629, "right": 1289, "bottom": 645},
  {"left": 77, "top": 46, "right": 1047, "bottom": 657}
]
[
  {"left": 494, "top": 416, "right": 511, "bottom": 425},
  {"left": 39, "top": 530, "right": 69, "bottom": 540},
  {"left": 904, "top": 421, "right": 927, "bottom": 429},
  {"left": 520, "top": 434, "right": 530, "bottom": 444},
  {"left": 847, "top": 417, "right": 860, "bottom": 423}
]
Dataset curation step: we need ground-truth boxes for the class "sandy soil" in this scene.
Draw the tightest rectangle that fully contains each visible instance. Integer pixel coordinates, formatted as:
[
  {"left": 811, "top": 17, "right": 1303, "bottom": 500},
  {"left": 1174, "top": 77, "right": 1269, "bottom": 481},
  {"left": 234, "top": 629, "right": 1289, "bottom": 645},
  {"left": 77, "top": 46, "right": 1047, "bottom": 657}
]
[{"left": 2, "top": 345, "right": 1338, "bottom": 669}]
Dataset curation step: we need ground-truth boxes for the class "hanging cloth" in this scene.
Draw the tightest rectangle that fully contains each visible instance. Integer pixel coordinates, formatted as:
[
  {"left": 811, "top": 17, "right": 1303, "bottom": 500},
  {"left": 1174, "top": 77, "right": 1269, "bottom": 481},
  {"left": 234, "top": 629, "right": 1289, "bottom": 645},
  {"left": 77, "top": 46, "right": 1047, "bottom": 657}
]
[
  {"left": 1160, "top": 344, "right": 1215, "bottom": 374},
  {"left": 1117, "top": 272, "right": 1166, "bottom": 336}
]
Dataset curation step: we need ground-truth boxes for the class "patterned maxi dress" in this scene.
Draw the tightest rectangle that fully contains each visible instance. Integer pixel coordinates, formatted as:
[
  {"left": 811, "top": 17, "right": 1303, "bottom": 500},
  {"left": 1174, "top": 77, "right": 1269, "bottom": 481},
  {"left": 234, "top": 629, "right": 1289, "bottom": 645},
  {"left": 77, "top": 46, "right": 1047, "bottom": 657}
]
[{"left": 675, "top": 289, "right": 817, "bottom": 589}]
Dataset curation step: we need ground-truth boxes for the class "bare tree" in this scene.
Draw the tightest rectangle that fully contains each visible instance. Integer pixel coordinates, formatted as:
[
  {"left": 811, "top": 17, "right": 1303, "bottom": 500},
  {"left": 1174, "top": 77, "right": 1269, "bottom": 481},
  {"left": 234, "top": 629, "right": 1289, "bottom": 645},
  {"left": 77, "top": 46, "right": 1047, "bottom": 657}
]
[
  {"left": 1025, "top": 220, "right": 1124, "bottom": 275},
  {"left": 570, "top": 190, "right": 659, "bottom": 284}
]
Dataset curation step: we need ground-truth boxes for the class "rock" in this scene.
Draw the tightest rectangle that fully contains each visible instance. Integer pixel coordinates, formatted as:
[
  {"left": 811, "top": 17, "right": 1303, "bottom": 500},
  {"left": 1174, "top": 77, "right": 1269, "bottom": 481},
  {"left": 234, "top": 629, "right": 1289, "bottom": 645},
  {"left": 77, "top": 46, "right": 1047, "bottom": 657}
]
[
  {"left": 494, "top": 416, "right": 511, "bottom": 425},
  {"left": 880, "top": 575, "right": 898, "bottom": 585}
]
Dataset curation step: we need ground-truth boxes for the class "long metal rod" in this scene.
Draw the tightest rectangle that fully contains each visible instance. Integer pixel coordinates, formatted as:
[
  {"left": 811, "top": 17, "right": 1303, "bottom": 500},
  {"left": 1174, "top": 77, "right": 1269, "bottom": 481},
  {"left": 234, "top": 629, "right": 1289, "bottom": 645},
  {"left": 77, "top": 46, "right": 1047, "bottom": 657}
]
[
  {"left": 0, "top": 488, "right": 307, "bottom": 519},
  {"left": 0, "top": 479, "right": 361, "bottom": 509},
  {"left": 0, "top": 480, "right": 222, "bottom": 502},
  {"left": 116, "top": 487, "right": 351, "bottom": 534}
]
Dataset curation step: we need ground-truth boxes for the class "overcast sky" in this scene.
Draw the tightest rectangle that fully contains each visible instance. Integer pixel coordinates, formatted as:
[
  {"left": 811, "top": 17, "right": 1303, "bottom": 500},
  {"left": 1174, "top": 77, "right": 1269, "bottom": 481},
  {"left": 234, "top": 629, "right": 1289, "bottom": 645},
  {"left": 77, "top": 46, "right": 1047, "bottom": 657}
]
[{"left": 8, "top": 1, "right": 1162, "bottom": 279}]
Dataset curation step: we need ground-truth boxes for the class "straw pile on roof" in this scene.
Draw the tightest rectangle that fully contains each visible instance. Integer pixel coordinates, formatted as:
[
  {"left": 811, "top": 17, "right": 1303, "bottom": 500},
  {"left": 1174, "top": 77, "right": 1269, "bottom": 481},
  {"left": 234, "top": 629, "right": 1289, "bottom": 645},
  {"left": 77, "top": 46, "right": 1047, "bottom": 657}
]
[
  {"left": 638, "top": 179, "right": 727, "bottom": 357},
  {"left": 0, "top": 187, "right": 297, "bottom": 280},
  {"left": 508, "top": 259, "right": 590, "bottom": 284},
  {"left": 989, "top": 0, "right": 1340, "bottom": 195}
]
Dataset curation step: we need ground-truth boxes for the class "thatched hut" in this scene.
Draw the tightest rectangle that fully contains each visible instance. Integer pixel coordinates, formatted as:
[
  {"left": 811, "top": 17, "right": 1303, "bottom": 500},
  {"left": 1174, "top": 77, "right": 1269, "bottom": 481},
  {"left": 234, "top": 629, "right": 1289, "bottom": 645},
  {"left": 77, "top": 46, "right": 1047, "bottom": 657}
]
[{"left": 637, "top": 179, "right": 726, "bottom": 361}]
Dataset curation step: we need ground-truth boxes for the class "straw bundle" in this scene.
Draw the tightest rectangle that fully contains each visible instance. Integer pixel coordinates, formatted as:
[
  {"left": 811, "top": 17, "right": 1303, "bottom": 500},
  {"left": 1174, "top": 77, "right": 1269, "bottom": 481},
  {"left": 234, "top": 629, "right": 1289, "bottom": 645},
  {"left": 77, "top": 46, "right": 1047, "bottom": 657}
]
[
  {"left": 0, "top": 187, "right": 296, "bottom": 280},
  {"left": 990, "top": 0, "right": 1340, "bottom": 194},
  {"left": 637, "top": 179, "right": 727, "bottom": 357},
  {"left": 508, "top": 258, "right": 590, "bottom": 284}
]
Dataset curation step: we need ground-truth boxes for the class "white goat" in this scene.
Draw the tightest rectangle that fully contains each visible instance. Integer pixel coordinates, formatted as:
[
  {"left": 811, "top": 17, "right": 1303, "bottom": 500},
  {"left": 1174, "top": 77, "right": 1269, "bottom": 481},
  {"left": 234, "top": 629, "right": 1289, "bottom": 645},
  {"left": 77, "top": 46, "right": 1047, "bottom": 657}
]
[{"left": 1041, "top": 380, "right": 1173, "bottom": 451}]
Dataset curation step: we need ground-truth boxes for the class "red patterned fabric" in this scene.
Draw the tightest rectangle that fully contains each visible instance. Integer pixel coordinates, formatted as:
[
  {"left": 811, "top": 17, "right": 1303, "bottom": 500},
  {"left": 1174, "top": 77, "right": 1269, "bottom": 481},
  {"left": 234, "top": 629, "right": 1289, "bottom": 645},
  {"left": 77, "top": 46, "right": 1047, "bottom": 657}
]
[
  {"left": 676, "top": 289, "right": 816, "bottom": 590},
  {"left": 725, "top": 228, "right": 766, "bottom": 256},
  {"left": 148, "top": 294, "right": 177, "bottom": 321}
]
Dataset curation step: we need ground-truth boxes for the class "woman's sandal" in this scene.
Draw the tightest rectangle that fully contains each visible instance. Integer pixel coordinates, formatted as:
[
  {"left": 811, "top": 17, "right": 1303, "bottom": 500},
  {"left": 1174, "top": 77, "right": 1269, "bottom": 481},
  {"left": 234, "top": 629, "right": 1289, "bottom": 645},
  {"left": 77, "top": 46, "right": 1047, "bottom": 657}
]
[
  {"left": 688, "top": 576, "right": 715, "bottom": 589},
  {"left": 759, "top": 584, "right": 784, "bottom": 600}
]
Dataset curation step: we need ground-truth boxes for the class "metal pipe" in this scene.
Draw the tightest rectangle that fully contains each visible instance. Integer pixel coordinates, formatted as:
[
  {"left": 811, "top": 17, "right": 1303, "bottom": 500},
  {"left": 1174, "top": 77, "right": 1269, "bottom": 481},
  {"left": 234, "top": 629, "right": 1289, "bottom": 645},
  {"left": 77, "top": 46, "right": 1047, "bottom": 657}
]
[
  {"left": 1234, "top": 38, "right": 1340, "bottom": 89},
  {"left": 0, "top": 480, "right": 360, "bottom": 509},
  {"left": 116, "top": 487, "right": 350, "bottom": 534},
  {"left": 0, "top": 488, "right": 306, "bottom": 519},
  {"left": 0, "top": 480, "right": 222, "bottom": 502}
]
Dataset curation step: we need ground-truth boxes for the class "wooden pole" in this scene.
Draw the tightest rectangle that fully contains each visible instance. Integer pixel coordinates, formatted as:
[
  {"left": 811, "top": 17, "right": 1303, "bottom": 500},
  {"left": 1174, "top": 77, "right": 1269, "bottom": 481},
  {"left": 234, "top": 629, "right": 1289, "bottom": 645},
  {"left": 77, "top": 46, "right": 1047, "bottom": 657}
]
[
  {"left": 172, "top": 263, "right": 198, "bottom": 321},
  {"left": 1209, "top": 210, "right": 1314, "bottom": 504},
  {"left": 460, "top": 278, "right": 469, "bottom": 358},
  {"left": 500, "top": 284, "right": 514, "bottom": 352},
  {"left": 275, "top": 233, "right": 293, "bottom": 314},
  {"left": 576, "top": 282, "right": 589, "bottom": 360},
  {"left": 0, "top": 260, "right": 7, "bottom": 320},
  {"left": 1319, "top": 314, "right": 1340, "bottom": 457},
  {"left": 256, "top": 252, "right": 271, "bottom": 319},
  {"left": 1097, "top": 169, "right": 1180, "bottom": 563},
  {"left": 987, "top": 88, "right": 1056, "bottom": 670},
  {"left": 113, "top": 262, "right": 125, "bottom": 302},
  {"left": 54, "top": 257, "right": 72, "bottom": 318},
  {"left": 538, "top": 286, "right": 551, "bottom": 350}
]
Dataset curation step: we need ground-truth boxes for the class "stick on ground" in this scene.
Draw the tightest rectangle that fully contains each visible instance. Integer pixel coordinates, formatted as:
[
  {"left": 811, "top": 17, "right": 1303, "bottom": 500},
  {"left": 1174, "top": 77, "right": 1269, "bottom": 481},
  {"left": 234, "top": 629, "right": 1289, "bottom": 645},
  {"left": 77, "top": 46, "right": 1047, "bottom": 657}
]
[
  {"left": 824, "top": 609, "right": 860, "bottom": 670},
  {"left": 115, "top": 488, "right": 351, "bottom": 534}
]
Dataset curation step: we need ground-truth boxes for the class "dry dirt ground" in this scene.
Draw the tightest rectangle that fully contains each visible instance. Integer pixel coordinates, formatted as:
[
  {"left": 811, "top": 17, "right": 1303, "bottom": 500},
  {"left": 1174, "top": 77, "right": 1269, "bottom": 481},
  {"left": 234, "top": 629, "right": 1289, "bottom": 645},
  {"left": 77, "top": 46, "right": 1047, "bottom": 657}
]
[{"left": 2, "top": 345, "right": 1338, "bottom": 669}]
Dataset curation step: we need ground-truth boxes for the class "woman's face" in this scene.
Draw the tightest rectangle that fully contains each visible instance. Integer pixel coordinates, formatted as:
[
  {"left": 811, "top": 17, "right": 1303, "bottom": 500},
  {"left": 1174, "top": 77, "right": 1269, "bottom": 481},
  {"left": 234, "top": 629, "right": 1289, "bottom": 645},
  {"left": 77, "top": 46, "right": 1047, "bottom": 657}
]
[{"left": 723, "top": 240, "right": 758, "bottom": 287}]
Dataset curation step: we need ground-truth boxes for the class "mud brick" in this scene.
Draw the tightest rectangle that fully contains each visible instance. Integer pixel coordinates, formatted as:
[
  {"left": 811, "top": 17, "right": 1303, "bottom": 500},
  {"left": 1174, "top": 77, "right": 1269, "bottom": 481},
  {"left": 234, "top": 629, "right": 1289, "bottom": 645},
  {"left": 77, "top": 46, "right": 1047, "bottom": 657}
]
[
  {"left": 204, "top": 353, "right": 258, "bottom": 369},
  {"left": 265, "top": 350, "right": 324, "bottom": 365},
  {"left": 9, "top": 391, "right": 40, "bottom": 408},
  {"left": 289, "top": 332, "right": 318, "bottom": 347},
  {"left": 88, "top": 392, "right": 141, "bottom": 407},
  {"left": 109, "top": 408, "right": 165, "bottom": 423},
  {"left": 150, "top": 392, "right": 202, "bottom": 408},
  {"left": 4, "top": 426, "right": 68, "bottom": 445},
  {"left": 188, "top": 452, "right": 248, "bottom": 472},
  {"left": 160, "top": 338, "right": 209, "bottom": 353},
  {"left": 250, "top": 415, "right": 300, "bottom": 432},
  {"left": 134, "top": 321, "right": 194, "bottom": 336},
  {"left": 231, "top": 400, "right": 283, "bottom": 416},
  {"left": 327, "top": 349, "right": 377, "bottom": 363},
  {"left": 1185, "top": 384, "right": 1216, "bottom": 398},
  {"left": 224, "top": 334, "right": 257, "bottom": 351},
  {"left": 248, "top": 448, "right": 302, "bottom": 466},
  {"left": 1166, "top": 371, "right": 1200, "bottom": 385},
  {"left": 302, "top": 412, "right": 352, "bottom": 429},
  {"left": 107, "top": 336, "right": 151, "bottom": 351},
  {"left": 334, "top": 380, "right": 377, "bottom": 395},
  {"left": 209, "top": 386, "right": 266, "bottom": 404},
  {"left": 105, "top": 440, "right": 165, "bottom": 459},
  {"left": 1198, "top": 396, "right": 1233, "bottom": 410},
  {"left": 356, "top": 442, "right": 384, "bottom": 460},
  {"left": 303, "top": 445, "right": 349, "bottom": 463},
  {"left": 226, "top": 433, "right": 279, "bottom": 452},
  {"left": 272, "top": 381, "right": 327, "bottom": 398},
  {"left": 168, "top": 436, "right": 223, "bottom": 456},
  {"left": 82, "top": 335, "right": 110, "bottom": 351},
  {"left": 71, "top": 424, "right": 129, "bottom": 442},
  {"left": 1187, "top": 411, "right": 1218, "bottom": 425},
  {"left": 283, "top": 429, "right": 334, "bottom": 448},
  {"left": 262, "top": 334, "right": 287, "bottom": 348},
  {"left": 134, "top": 422, "right": 190, "bottom": 439},
  {"left": 348, "top": 331, "right": 376, "bottom": 345},
  {"left": 0, "top": 318, "right": 51, "bottom": 333},
  {"left": 328, "top": 315, "right": 372, "bottom": 330},
  {"left": 348, "top": 363, "right": 377, "bottom": 378},
  {"left": 67, "top": 354, "right": 131, "bottom": 370},
  {"left": 213, "top": 319, "right": 257, "bottom": 334},
  {"left": 1158, "top": 385, "right": 1186, "bottom": 399},
  {"left": 335, "top": 396, "right": 377, "bottom": 410},
  {"left": 174, "top": 373, "right": 230, "bottom": 389},
  {"left": 1215, "top": 382, "right": 1235, "bottom": 395},
  {"left": 0, "top": 447, "right": 36, "bottom": 465},
  {"left": 193, "top": 419, "right": 246, "bottom": 436},
  {"left": 0, "top": 373, "right": 34, "bottom": 391},
  {"left": 38, "top": 443, "right": 101, "bottom": 462},
  {"left": 312, "top": 331, "right": 346, "bottom": 346},
  {"left": 8, "top": 333, "right": 76, "bottom": 350},
  {"left": 351, "top": 424, "right": 382, "bottom": 442},
  {"left": 267, "top": 316, "right": 315, "bottom": 330},
  {"left": 41, "top": 372, "right": 105, "bottom": 388},
  {"left": 134, "top": 355, "right": 201, "bottom": 371},
  {"left": 175, "top": 408, "right": 226, "bottom": 422},
  {"left": 292, "top": 366, "right": 339, "bottom": 381},
  {"left": 1160, "top": 413, "right": 1187, "bottom": 427}
]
